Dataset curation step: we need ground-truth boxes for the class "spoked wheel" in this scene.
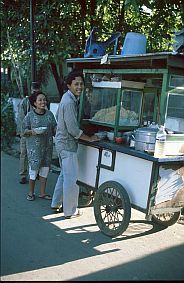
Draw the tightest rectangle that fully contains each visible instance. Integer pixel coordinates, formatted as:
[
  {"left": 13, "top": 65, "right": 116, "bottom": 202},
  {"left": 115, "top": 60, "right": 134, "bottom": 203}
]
[
  {"left": 78, "top": 185, "right": 95, "bottom": 207},
  {"left": 152, "top": 211, "right": 181, "bottom": 227},
  {"left": 94, "top": 181, "right": 131, "bottom": 237}
]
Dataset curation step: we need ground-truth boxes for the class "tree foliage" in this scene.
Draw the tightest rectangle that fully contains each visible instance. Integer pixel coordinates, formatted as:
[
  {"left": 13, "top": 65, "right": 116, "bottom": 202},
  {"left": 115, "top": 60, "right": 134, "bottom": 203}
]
[{"left": 1, "top": 0, "right": 183, "bottom": 98}]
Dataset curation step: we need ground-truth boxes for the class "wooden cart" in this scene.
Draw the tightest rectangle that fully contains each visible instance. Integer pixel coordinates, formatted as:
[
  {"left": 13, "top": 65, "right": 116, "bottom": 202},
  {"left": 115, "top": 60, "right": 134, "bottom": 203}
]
[{"left": 67, "top": 52, "right": 184, "bottom": 237}]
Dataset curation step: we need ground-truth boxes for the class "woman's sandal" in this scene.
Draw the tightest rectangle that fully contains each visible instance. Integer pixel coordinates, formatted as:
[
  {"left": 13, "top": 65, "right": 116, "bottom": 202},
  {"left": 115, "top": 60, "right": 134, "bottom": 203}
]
[
  {"left": 27, "top": 194, "right": 35, "bottom": 201},
  {"left": 38, "top": 194, "right": 52, "bottom": 200}
]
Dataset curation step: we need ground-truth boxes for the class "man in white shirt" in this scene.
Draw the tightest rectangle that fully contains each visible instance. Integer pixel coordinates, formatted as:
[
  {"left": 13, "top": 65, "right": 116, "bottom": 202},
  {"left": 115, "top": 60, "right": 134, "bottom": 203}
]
[{"left": 51, "top": 70, "right": 99, "bottom": 218}]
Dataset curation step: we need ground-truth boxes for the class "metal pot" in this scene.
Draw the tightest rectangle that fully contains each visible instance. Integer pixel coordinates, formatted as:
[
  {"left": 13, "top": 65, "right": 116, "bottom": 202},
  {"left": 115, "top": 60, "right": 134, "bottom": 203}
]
[{"left": 134, "top": 127, "right": 158, "bottom": 152}]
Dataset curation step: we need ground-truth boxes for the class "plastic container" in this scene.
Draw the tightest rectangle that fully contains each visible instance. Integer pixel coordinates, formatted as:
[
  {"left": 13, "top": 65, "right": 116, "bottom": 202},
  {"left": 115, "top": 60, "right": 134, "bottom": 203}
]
[
  {"left": 95, "top": 131, "right": 107, "bottom": 139},
  {"left": 107, "top": 132, "right": 114, "bottom": 141},
  {"left": 154, "top": 126, "right": 167, "bottom": 158},
  {"left": 165, "top": 134, "right": 184, "bottom": 156},
  {"left": 121, "top": 32, "right": 147, "bottom": 56}
]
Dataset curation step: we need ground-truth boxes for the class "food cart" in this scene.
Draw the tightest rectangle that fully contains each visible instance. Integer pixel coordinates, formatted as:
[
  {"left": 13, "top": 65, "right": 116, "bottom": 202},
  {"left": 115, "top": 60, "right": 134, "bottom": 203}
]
[{"left": 67, "top": 52, "right": 184, "bottom": 237}]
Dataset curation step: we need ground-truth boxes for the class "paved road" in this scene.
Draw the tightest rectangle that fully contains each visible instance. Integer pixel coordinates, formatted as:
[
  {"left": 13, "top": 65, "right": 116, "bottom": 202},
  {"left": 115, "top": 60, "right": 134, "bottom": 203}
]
[{"left": 1, "top": 151, "right": 184, "bottom": 281}]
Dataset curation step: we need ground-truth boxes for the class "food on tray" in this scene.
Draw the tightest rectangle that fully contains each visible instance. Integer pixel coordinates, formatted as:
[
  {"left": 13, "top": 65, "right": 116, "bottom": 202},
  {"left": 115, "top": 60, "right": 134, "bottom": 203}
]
[{"left": 91, "top": 106, "right": 138, "bottom": 124}]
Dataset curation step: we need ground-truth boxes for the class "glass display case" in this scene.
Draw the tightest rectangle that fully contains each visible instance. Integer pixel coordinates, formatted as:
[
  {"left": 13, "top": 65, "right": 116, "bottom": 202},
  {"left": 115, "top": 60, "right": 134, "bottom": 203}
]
[
  {"left": 141, "top": 88, "right": 157, "bottom": 125},
  {"left": 81, "top": 73, "right": 144, "bottom": 132},
  {"left": 119, "top": 89, "right": 142, "bottom": 126},
  {"left": 88, "top": 81, "right": 121, "bottom": 125}
]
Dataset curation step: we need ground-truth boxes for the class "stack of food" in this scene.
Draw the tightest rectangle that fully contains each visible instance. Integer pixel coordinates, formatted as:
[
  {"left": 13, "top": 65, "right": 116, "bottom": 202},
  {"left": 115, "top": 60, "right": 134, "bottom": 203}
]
[{"left": 92, "top": 106, "right": 138, "bottom": 124}]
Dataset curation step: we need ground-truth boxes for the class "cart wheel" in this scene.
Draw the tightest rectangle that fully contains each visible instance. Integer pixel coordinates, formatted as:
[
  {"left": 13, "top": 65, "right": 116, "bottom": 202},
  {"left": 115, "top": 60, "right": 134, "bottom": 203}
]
[
  {"left": 78, "top": 185, "right": 95, "bottom": 207},
  {"left": 152, "top": 211, "right": 181, "bottom": 227},
  {"left": 94, "top": 181, "right": 131, "bottom": 237}
]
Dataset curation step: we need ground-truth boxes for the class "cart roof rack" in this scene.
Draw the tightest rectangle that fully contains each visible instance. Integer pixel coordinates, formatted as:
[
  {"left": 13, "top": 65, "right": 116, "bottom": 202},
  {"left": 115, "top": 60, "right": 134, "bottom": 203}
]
[{"left": 67, "top": 52, "right": 184, "bottom": 70}]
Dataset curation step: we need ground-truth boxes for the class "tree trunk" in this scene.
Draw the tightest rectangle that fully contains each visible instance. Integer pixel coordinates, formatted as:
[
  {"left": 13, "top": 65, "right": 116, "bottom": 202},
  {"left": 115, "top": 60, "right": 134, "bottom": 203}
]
[
  {"left": 50, "top": 63, "right": 64, "bottom": 99},
  {"left": 78, "top": 0, "right": 87, "bottom": 49},
  {"left": 90, "top": 0, "right": 96, "bottom": 29}
]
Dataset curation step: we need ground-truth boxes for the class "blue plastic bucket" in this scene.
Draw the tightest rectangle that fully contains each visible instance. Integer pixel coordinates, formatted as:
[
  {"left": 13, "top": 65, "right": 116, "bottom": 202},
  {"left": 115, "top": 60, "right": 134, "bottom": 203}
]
[{"left": 121, "top": 32, "right": 147, "bottom": 55}]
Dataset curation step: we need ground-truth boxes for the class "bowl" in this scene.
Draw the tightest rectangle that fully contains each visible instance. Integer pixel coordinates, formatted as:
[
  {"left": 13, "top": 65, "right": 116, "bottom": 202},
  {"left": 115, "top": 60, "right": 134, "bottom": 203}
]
[
  {"left": 95, "top": 131, "right": 107, "bottom": 140},
  {"left": 115, "top": 137, "right": 123, "bottom": 144},
  {"left": 33, "top": 127, "right": 47, "bottom": 134},
  {"left": 107, "top": 132, "right": 114, "bottom": 141}
]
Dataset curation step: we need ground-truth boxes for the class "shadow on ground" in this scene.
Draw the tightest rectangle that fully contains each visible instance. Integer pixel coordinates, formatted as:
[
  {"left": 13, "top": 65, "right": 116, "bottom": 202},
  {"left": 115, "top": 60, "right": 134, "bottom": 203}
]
[{"left": 1, "top": 151, "right": 183, "bottom": 280}]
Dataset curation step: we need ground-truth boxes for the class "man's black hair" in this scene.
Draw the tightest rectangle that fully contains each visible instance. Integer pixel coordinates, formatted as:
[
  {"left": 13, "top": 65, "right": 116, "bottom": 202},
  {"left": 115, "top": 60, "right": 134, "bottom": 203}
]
[
  {"left": 31, "top": 81, "right": 41, "bottom": 90},
  {"left": 65, "top": 69, "right": 84, "bottom": 86}
]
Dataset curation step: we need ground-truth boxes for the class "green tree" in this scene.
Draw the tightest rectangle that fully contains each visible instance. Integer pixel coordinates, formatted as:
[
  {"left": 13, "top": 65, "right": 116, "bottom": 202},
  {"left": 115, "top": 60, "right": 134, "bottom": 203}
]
[{"left": 1, "top": 0, "right": 183, "bottom": 99}]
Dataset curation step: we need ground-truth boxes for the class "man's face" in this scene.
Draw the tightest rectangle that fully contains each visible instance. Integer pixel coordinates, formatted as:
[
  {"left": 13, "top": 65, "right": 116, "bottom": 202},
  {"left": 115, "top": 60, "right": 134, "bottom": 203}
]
[{"left": 67, "top": 76, "right": 84, "bottom": 97}]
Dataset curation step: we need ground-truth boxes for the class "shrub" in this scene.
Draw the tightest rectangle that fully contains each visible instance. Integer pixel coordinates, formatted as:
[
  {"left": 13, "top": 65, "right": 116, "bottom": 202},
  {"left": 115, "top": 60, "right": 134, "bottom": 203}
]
[
  {"left": 1, "top": 93, "right": 17, "bottom": 149},
  {"left": 1, "top": 79, "right": 20, "bottom": 98}
]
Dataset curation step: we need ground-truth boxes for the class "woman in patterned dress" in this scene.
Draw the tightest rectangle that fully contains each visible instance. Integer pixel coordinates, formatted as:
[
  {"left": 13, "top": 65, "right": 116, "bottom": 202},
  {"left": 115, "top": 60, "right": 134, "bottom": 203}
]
[{"left": 22, "top": 92, "right": 57, "bottom": 201}]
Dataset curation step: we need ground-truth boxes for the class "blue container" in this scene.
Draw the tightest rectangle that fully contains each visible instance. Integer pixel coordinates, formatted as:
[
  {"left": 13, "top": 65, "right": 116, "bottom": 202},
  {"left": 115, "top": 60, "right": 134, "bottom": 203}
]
[{"left": 121, "top": 32, "right": 147, "bottom": 55}]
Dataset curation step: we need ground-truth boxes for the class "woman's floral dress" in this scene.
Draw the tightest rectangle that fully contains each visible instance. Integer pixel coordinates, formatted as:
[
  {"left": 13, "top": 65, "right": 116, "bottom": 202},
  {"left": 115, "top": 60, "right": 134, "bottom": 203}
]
[{"left": 22, "top": 110, "right": 57, "bottom": 171}]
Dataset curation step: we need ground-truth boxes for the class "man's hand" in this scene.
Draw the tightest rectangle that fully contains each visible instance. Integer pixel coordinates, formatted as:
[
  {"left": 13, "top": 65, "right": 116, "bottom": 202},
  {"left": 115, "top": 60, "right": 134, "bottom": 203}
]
[{"left": 79, "top": 133, "right": 100, "bottom": 142}]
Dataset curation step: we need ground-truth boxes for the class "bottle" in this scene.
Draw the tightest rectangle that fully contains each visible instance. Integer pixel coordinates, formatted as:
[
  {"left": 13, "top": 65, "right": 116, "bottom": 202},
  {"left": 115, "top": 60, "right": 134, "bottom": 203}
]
[{"left": 154, "top": 125, "right": 167, "bottom": 158}]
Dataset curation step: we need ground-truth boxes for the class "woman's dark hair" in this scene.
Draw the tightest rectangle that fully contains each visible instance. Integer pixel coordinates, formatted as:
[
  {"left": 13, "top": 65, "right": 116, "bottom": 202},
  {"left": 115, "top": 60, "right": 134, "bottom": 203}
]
[
  {"left": 65, "top": 69, "right": 84, "bottom": 86},
  {"left": 29, "top": 91, "right": 48, "bottom": 107}
]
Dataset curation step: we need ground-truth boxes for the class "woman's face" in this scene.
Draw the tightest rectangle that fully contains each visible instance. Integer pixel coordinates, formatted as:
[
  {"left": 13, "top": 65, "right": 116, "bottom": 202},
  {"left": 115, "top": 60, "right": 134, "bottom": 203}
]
[
  {"left": 34, "top": 93, "right": 47, "bottom": 110},
  {"left": 67, "top": 76, "right": 84, "bottom": 97}
]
